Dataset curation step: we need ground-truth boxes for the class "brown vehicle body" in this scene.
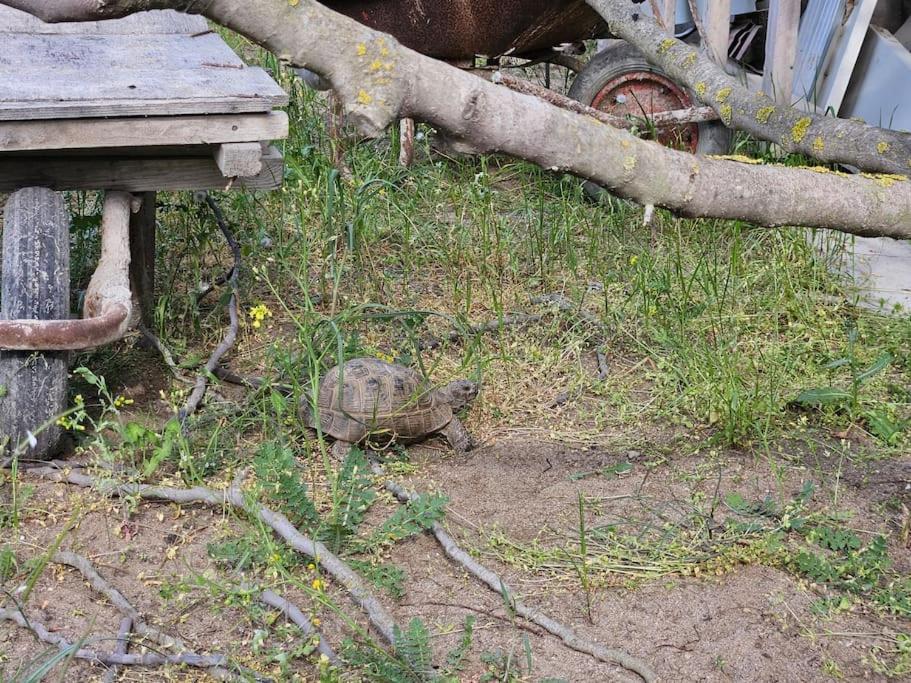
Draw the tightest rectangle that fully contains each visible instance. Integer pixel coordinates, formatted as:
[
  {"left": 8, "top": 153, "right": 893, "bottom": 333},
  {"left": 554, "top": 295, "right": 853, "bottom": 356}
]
[{"left": 325, "top": 0, "right": 606, "bottom": 59}]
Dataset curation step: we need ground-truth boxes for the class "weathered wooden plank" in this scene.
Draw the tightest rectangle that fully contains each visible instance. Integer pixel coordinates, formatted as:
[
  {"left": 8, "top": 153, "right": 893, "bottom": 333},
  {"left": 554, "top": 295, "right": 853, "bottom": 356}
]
[
  {"left": 705, "top": 0, "right": 732, "bottom": 66},
  {"left": 0, "top": 6, "right": 208, "bottom": 34},
  {"left": 0, "top": 68, "right": 288, "bottom": 120},
  {"left": 0, "top": 112, "right": 288, "bottom": 153},
  {"left": 0, "top": 146, "right": 284, "bottom": 192},
  {"left": 215, "top": 142, "right": 263, "bottom": 178},
  {"left": 0, "top": 33, "right": 245, "bottom": 71},
  {"left": 762, "top": 0, "right": 800, "bottom": 104}
]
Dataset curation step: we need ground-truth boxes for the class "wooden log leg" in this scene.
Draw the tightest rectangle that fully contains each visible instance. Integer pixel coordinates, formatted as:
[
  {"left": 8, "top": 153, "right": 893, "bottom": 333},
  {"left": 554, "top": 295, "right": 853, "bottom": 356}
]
[
  {"left": 129, "top": 191, "right": 156, "bottom": 331},
  {"left": 398, "top": 118, "right": 415, "bottom": 167}
]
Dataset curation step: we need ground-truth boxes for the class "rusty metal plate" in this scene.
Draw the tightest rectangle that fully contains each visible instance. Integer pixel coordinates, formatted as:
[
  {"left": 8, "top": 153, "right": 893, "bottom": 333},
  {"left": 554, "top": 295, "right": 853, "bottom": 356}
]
[{"left": 326, "top": 0, "right": 606, "bottom": 59}]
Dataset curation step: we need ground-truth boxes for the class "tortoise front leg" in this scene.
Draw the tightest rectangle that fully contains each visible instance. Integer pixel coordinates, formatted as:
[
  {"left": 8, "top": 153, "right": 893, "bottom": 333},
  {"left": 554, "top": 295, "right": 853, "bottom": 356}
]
[
  {"left": 330, "top": 440, "right": 353, "bottom": 461},
  {"left": 441, "top": 418, "right": 474, "bottom": 453}
]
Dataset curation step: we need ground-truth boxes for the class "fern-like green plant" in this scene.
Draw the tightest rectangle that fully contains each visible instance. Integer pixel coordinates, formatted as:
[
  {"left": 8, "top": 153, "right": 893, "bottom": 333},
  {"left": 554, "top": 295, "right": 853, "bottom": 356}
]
[
  {"left": 253, "top": 442, "right": 320, "bottom": 531},
  {"left": 325, "top": 448, "right": 376, "bottom": 551}
]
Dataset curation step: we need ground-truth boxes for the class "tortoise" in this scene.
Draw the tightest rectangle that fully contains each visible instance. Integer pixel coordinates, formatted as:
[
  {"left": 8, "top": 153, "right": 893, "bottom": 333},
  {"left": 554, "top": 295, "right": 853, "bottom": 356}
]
[{"left": 302, "top": 357, "right": 479, "bottom": 459}]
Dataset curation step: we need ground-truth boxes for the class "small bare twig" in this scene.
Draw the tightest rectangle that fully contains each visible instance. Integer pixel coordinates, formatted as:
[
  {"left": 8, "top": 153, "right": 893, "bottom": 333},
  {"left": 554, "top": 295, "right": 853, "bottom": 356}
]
[
  {"left": 138, "top": 325, "right": 194, "bottom": 385},
  {"left": 259, "top": 589, "right": 339, "bottom": 664},
  {"left": 418, "top": 313, "right": 542, "bottom": 350},
  {"left": 178, "top": 195, "right": 242, "bottom": 424},
  {"left": 102, "top": 617, "right": 132, "bottom": 683},
  {"left": 0, "top": 606, "right": 232, "bottom": 670},
  {"left": 372, "top": 465, "right": 657, "bottom": 683}
]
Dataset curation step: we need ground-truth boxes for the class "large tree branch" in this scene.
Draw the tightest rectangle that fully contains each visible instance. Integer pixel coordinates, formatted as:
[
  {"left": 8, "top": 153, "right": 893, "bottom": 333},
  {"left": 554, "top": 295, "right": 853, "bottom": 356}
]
[
  {"left": 3, "top": 0, "right": 910, "bottom": 237},
  {"left": 586, "top": 0, "right": 911, "bottom": 176}
]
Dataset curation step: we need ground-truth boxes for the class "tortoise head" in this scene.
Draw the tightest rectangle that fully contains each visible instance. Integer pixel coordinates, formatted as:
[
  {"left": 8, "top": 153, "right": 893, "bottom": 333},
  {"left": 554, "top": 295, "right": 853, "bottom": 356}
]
[{"left": 439, "top": 379, "right": 479, "bottom": 412}]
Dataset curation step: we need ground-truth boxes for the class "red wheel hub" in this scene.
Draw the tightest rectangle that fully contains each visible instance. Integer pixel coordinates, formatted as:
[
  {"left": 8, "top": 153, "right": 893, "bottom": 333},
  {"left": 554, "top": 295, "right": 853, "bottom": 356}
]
[{"left": 591, "top": 70, "right": 699, "bottom": 153}]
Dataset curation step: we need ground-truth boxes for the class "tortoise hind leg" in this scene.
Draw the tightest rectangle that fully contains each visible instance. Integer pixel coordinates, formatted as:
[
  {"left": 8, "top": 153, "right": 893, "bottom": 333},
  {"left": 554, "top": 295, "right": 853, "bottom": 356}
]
[
  {"left": 330, "top": 440, "right": 353, "bottom": 462},
  {"left": 441, "top": 418, "right": 475, "bottom": 454}
]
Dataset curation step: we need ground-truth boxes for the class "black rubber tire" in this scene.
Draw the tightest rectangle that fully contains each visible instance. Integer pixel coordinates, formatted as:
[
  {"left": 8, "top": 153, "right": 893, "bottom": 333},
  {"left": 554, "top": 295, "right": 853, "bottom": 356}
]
[
  {"left": 569, "top": 40, "right": 732, "bottom": 201},
  {"left": 0, "top": 187, "right": 70, "bottom": 458}
]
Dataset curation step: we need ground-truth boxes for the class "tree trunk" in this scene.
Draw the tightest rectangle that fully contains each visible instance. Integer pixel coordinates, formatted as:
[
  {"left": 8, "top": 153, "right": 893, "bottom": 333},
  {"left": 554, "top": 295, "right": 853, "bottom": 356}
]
[
  {"left": 585, "top": 0, "right": 911, "bottom": 176},
  {"left": 4, "top": 0, "right": 910, "bottom": 238}
]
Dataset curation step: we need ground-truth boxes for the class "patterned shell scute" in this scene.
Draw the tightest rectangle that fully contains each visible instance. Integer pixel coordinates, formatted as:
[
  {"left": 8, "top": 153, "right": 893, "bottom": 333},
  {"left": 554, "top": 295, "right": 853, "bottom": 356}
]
[{"left": 314, "top": 358, "right": 453, "bottom": 442}]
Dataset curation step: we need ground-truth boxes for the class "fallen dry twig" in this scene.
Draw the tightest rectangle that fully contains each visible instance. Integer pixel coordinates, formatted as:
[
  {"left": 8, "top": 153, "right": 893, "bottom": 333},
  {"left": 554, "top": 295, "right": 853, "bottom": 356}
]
[
  {"left": 0, "top": 606, "right": 233, "bottom": 671},
  {"left": 259, "top": 588, "right": 339, "bottom": 664},
  {"left": 179, "top": 194, "right": 242, "bottom": 424},
  {"left": 372, "top": 464, "right": 656, "bottom": 683},
  {"left": 418, "top": 313, "right": 542, "bottom": 350},
  {"left": 102, "top": 617, "right": 133, "bottom": 683}
]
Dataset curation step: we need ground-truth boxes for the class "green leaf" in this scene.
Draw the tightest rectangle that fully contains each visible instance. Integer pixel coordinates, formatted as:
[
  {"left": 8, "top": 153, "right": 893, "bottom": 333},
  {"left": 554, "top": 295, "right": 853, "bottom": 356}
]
[
  {"left": 444, "top": 615, "right": 475, "bottom": 673},
  {"left": 792, "top": 387, "right": 852, "bottom": 407},
  {"left": 366, "top": 492, "right": 447, "bottom": 549},
  {"left": 865, "top": 409, "right": 906, "bottom": 445},
  {"left": 855, "top": 352, "right": 892, "bottom": 385},
  {"left": 143, "top": 418, "right": 180, "bottom": 477},
  {"left": 324, "top": 447, "right": 376, "bottom": 548},
  {"left": 269, "top": 390, "right": 287, "bottom": 416},
  {"left": 253, "top": 442, "right": 319, "bottom": 530}
]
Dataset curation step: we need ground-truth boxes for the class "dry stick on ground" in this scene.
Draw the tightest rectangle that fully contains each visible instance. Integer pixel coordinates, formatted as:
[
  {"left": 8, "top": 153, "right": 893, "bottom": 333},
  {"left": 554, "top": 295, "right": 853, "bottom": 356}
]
[
  {"left": 372, "top": 465, "right": 656, "bottom": 683},
  {"left": 138, "top": 325, "right": 194, "bottom": 385},
  {"left": 418, "top": 313, "right": 542, "bottom": 350},
  {"left": 259, "top": 589, "right": 339, "bottom": 664},
  {"left": 51, "top": 550, "right": 255, "bottom": 682},
  {"left": 586, "top": 0, "right": 911, "bottom": 174},
  {"left": 0, "top": 606, "right": 235, "bottom": 671},
  {"left": 23, "top": 467, "right": 401, "bottom": 650},
  {"left": 102, "top": 617, "right": 133, "bottom": 683},
  {"left": 178, "top": 194, "right": 241, "bottom": 424},
  {"left": 6, "top": 0, "right": 910, "bottom": 236}
]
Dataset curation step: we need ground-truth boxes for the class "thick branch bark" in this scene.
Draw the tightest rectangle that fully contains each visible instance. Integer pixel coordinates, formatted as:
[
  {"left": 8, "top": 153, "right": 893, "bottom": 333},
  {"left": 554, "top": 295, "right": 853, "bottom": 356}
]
[
  {"left": 586, "top": 0, "right": 911, "bottom": 175},
  {"left": 3, "top": 0, "right": 910, "bottom": 236}
]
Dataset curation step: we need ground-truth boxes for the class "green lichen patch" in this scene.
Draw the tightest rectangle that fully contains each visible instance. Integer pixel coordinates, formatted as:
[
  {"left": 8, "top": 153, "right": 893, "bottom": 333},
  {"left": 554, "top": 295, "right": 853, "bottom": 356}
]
[
  {"left": 861, "top": 172, "right": 907, "bottom": 188},
  {"left": 694, "top": 82, "right": 707, "bottom": 98},
  {"left": 812, "top": 137, "right": 825, "bottom": 154},
  {"left": 657, "top": 38, "right": 676, "bottom": 55},
  {"left": 791, "top": 117, "right": 811, "bottom": 144},
  {"left": 755, "top": 106, "right": 775, "bottom": 124},
  {"left": 719, "top": 103, "right": 733, "bottom": 125},
  {"left": 680, "top": 52, "right": 698, "bottom": 68},
  {"left": 707, "top": 154, "right": 762, "bottom": 165},
  {"left": 877, "top": 141, "right": 890, "bottom": 155},
  {"left": 714, "top": 87, "right": 732, "bottom": 103}
]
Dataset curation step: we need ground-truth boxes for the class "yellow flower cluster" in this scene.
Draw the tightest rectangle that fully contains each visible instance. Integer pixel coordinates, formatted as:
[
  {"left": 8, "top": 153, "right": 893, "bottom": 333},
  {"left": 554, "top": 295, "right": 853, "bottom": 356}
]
[{"left": 248, "top": 303, "right": 273, "bottom": 329}]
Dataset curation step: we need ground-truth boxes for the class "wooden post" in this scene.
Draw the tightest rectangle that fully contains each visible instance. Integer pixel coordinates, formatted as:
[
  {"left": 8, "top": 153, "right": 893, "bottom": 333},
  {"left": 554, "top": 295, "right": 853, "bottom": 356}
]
[
  {"left": 129, "top": 191, "right": 156, "bottom": 330},
  {"left": 399, "top": 117, "right": 415, "bottom": 167},
  {"left": 661, "top": 0, "right": 677, "bottom": 34},
  {"left": 705, "top": 0, "right": 731, "bottom": 66},
  {"left": 762, "top": 0, "right": 800, "bottom": 104}
]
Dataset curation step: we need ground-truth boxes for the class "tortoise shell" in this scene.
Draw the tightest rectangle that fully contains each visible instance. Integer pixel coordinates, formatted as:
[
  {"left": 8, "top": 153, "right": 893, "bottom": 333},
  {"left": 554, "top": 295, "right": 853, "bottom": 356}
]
[{"left": 305, "top": 357, "right": 453, "bottom": 443}]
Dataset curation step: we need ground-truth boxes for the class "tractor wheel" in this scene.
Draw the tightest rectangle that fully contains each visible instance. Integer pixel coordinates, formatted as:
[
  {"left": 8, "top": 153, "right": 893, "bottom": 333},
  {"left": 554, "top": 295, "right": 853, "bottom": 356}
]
[
  {"left": 0, "top": 187, "right": 70, "bottom": 459},
  {"left": 569, "top": 40, "right": 732, "bottom": 201}
]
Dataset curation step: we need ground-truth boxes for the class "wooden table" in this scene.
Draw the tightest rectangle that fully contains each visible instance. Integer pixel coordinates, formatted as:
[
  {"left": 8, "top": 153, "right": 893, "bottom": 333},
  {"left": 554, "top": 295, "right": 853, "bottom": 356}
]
[
  {"left": 0, "top": 6, "right": 289, "bottom": 458},
  {"left": 0, "top": 5, "right": 288, "bottom": 192}
]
